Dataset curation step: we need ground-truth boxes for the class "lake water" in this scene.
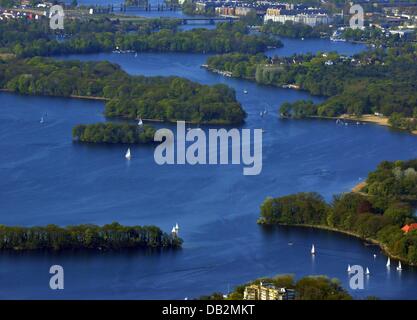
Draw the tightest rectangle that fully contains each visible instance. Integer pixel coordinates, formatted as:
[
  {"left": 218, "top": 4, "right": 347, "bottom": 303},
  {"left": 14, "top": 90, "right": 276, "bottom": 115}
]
[{"left": 1, "top": 38, "right": 417, "bottom": 300}]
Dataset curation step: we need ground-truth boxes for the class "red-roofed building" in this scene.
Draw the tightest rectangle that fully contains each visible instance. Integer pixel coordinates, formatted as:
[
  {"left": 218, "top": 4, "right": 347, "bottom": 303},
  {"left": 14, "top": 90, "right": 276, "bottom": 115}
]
[{"left": 401, "top": 223, "right": 417, "bottom": 233}]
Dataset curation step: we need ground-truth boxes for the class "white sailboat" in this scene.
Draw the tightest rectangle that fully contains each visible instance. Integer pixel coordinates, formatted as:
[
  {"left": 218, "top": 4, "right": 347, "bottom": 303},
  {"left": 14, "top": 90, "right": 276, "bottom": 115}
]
[
  {"left": 373, "top": 254, "right": 377, "bottom": 259},
  {"left": 365, "top": 267, "right": 370, "bottom": 275},
  {"left": 386, "top": 257, "right": 391, "bottom": 267},
  {"left": 243, "top": 89, "right": 248, "bottom": 94},
  {"left": 311, "top": 244, "right": 315, "bottom": 255},
  {"left": 125, "top": 148, "right": 131, "bottom": 160},
  {"left": 347, "top": 264, "right": 351, "bottom": 273},
  {"left": 175, "top": 223, "right": 179, "bottom": 233},
  {"left": 397, "top": 261, "right": 402, "bottom": 271},
  {"left": 138, "top": 118, "right": 143, "bottom": 126}
]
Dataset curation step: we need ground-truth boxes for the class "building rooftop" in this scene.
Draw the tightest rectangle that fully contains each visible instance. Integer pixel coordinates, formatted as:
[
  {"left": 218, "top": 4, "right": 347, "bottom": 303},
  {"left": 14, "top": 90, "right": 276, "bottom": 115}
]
[{"left": 402, "top": 223, "right": 417, "bottom": 233}]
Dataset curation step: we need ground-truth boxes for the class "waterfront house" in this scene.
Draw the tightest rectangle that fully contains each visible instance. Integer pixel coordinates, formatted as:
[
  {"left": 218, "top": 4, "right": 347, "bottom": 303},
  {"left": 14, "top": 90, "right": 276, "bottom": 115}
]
[
  {"left": 243, "top": 282, "right": 295, "bottom": 300},
  {"left": 402, "top": 223, "right": 417, "bottom": 233}
]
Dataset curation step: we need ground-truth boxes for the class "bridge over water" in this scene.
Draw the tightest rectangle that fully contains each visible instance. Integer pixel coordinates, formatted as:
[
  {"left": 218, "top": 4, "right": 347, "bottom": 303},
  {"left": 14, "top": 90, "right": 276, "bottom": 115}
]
[{"left": 181, "top": 17, "right": 239, "bottom": 25}]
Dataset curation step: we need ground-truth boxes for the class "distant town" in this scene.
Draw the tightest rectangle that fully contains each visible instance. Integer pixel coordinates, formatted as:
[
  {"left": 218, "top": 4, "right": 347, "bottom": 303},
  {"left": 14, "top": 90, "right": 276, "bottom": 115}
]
[{"left": 1, "top": 0, "right": 416, "bottom": 41}]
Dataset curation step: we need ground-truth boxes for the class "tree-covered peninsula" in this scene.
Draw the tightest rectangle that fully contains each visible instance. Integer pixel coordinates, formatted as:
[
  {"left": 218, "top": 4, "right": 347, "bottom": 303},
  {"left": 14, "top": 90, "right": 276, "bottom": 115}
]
[
  {"left": 0, "top": 222, "right": 182, "bottom": 251},
  {"left": 0, "top": 18, "right": 281, "bottom": 57},
  {"left": 0, "top": 57, "right": 246, "bottom": 124},
  {"left": 206, "top": 42, "right": 417, "bottom": 131},
  {"left": 72, "top": 123, "right": 156, "bottom": 144},
  {"left": 258, "top": 158, "right": 417, "bottom": 265}
]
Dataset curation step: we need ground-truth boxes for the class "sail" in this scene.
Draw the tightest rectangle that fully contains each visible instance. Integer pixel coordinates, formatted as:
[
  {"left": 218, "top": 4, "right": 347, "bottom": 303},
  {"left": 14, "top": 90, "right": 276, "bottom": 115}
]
[
  {"left": 386, "top": 257, "right": 390, "bottom": 267},
  {"left": 138, "top": 118, "right": 143, "bottom": 126},
  {"left": 347, "top": 265, "right": 351, "bottom": 272},
  {"left": 125, "top": 148, "right": 131, "bottom": 159},
  {"left": 175, "top": 223, "right": 179, "bottom": 232},
  {"left": 366, "top": 267, "right": 370, "bottom": 274},
  {"left": 397, "top": 261, "right": 402, "bottom": 270},
  {"left": 311, "top": 244, "right": 315, "bottom": 254}
]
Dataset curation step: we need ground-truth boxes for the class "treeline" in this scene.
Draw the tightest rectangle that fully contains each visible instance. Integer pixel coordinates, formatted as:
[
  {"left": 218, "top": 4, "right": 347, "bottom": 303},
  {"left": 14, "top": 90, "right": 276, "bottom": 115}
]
[
  {"left": 0, "top": 19, "right": 280, "bottom": 57},
  {"left": 207, "top": 43, "right": 417, "bottom": 120},
  {"left": 0, "top": 222, "right": 182, "bottom": 251},
  {"left": 207, "top": 53, "right": 267, "bottom": 79},
  {"left": 260, "top": 21, "right": 330, "bottom": 39},
  {"left": 258, "top": 158, "right": 417, "bottom": 264},
  {"left": 388, "top": 113, "right": 417, "bottom": 132},
  {"left": 200, "top": 274, "right": 352, "bottom": 300},
  {"left": 72, "top": 123, "right": 156, "bottom": 144},
  {"left": 342, "top": 27, "right": 416, "bottom": 46},
  {"left": 0, "top": 57, "right": 246, "bottom": 124},
  {"left": 0, "top": 17, "right": 181, "bottom": 56}
]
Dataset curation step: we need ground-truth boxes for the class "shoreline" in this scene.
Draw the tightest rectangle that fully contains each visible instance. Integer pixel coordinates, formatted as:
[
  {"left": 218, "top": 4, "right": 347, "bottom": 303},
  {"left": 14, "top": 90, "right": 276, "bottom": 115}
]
[
  {"left": 0, "top": 89, "right": 110, "bottom": 101},
  {"left": 305, "top": 114, "right": 417, "bottom": 135},
  {"left": 0, "top": 89, "right": 243, "bottom": 125},
  {"left": 260, "top": 222, "right": 413, "bottom": 266},
  {"left": 351, "top": 181, "right": 367, "bottom": 194}
]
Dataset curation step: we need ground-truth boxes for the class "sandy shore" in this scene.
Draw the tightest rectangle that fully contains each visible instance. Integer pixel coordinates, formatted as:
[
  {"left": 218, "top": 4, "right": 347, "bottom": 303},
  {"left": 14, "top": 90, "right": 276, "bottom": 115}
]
[
  {"left": 352, "top": 181, "right": 367, "bottom": 194},
  {"left": 308, "top": 114, "right": 417, "bottom": 135},
  {"left": 309, "top": 114, "right": 388, "bottom": 126},
  {"left": 69, "top": 95, "right": 109, "bottom": 101},
  {"left": 0, "top": 53, "right": 15, "bottom": 60},
  {"left": 339, "top": 114, "right": 389, "bottom": 126}
]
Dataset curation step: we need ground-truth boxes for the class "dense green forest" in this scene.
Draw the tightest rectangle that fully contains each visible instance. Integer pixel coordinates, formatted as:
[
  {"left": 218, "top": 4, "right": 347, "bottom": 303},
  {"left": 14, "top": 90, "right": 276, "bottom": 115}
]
[
  {"left": 342, "top": 27, "right": 417, "bottom": 46},
  {"left": 200, "top": 274, "right": 352, "bottom": 300},
  {"left": 206, "top": 42, "right": 417, "bottom": 125},
  {"left": 0, "top": 57, "right": 246, "bottom": 124},
  {"left": 0, "top": 16, "right": 181, "bottom": 54},
  {"left": 0, "top": 18, "right": 280, "bottom": 57},
  {"left": 258, "top": 158, "right": 417, "bottom": 264},
  {"left": 73, "top": 123, "right": 156, "bottom": 144},
  {"left": 0, "top": 222, "right": 182, "bottom": 251},
  {"left": 260, "top": 20, "right": 331, "bottom": 39},
  {"left": 207, "top": 53, "right": 267, "bottom": 79}
]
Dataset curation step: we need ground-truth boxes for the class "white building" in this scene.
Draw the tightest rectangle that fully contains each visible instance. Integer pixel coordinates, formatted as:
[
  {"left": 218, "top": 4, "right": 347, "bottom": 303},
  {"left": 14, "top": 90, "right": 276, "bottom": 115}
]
[{"left": 264, "top": 8, "right": 332, "bottom": 27}]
